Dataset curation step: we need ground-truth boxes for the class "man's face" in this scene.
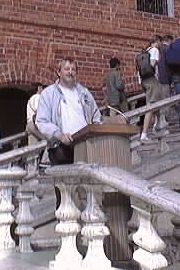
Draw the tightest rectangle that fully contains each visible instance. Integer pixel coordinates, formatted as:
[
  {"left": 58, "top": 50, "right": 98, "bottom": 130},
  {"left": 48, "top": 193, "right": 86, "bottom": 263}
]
[
  {"left": 59, "top": 60, "right": 77, "bottom": 88},
  {"left": 156, "top": 39, "right": 161, "bottom": 48}
]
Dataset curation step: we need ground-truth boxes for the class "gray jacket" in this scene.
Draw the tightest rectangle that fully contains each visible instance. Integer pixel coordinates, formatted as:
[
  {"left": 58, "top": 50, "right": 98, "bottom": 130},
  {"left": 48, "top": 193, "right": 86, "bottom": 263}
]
[
  {"left": 36, "top": 82, "right": 101, "bottom": 140},
  {"left": 106, "top": 68, "right": 125, "bottom": 106}
]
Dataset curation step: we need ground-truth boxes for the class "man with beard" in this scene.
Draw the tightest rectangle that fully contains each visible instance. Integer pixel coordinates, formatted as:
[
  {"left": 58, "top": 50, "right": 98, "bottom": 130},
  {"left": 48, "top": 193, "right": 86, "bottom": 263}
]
[{"left": 36, "top": 58, "right": 101, "bottom": 165}]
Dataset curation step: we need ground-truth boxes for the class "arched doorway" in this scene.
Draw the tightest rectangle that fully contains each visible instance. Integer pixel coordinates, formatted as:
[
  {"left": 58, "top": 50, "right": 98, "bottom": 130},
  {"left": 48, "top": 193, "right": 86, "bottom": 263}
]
[{"left": 0, "top": 86, "right": 36, "bottom": 138}]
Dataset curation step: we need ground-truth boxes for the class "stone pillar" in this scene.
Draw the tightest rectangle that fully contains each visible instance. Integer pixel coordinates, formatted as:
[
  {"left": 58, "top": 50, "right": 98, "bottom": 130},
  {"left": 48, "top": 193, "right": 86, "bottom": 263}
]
[
  {"left": 49, "top": 181, "right": 82, "bottom": 270},
  {"left": 81, "top": 184, "right": 113, "bottom": 270},
  {"left": 15, "top": 184, "right": 35, "bottom": 252},
  {"left": 171, "top": 215, "right": 180, "bottom": 261},
  {"left": 131, "top": 198, "right": 168, "bottom": 270},
  {"left": 0, "top": 167, "right": 26, "bottom": 250},
  {"left": 130, "top": 135, "right": 142, "bottom": 165}
]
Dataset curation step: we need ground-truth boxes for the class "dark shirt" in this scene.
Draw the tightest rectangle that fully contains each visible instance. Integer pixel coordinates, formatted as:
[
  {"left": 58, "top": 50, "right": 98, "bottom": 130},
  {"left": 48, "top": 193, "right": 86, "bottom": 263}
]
[{"left": 166, "top": 38, "right": 180, "bottom": 76}]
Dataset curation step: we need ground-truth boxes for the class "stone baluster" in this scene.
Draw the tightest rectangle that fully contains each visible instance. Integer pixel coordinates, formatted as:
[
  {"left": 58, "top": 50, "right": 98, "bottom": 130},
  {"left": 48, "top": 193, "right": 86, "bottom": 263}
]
[
  {"left": 12, "top": 140, "right": 20, "bottom": 150},
  {"left": 25, "top": 155, "right": 40, "bottom": 204},
  {"left": 131, "top": 198, "right": 168, "bottom": 270},
  {"left": 128, "top": 116, "right": 142, "bottom": 166},
  {"left": 130, "top": 135, "right": 142, "bottom": 165},
  {"left": 171, "top": 214, "right": 180, "bottom": 261},
  {"left": 157, "top": 136, "right": 169, "bottom": 154},
  {"left": 15, "top": 183, "right": 35, "bottom": 252},
  {"left": 49, "top": 181, "right": 82, "bottom": 270},
  {"left": 0, "top": 167, "right": 26, "bottom": 251},
  {"left": 25, "top": 155, "right": 39, "bottom": 175},
  {"left": 81, "top": 184, "right": 113, "bottom": 270}
]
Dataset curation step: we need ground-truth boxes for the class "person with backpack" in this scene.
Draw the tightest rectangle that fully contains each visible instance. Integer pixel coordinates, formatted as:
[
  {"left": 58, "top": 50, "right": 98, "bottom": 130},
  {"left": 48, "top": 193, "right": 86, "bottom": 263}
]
[{"left": 136, "top": 36, "right": 162, "bottom": 142}]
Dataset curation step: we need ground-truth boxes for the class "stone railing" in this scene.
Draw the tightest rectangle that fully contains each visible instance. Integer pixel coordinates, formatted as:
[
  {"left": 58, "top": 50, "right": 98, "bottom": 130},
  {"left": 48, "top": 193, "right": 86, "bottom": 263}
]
[
  {"left": 45, "top": 163, "right": 180, "bottom": 270},
  {"left": 125, "top": 94, "right": 180, "bottom": 165},
  {"left": 0, "top": 131, "right": 27, "bottom": 152},
  {"left": 127, "top": 92, "right": 146, "bottom": 110},
  {"left": 100, "top": 94, "right": 180, "bottom": 165},
  {"left": 0, "top": 140, "right": 47, "bottom": 253},
  {"left": 124, "top": 94, "right": 180, "bottom": 125},
  {"left": 0, "top": 142, "right": 180, "bottom": 269}
]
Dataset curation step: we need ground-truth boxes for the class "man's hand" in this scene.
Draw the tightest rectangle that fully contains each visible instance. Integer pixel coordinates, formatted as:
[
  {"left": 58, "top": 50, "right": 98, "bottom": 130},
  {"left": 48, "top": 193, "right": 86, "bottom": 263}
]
[{"left": 59, "top": 133, "right": 73, "bottom": 145}]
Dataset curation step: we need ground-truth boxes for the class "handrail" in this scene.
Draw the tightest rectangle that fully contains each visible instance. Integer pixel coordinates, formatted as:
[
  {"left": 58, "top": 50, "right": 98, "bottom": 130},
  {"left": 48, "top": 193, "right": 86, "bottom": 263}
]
[
  {"left": 127, "top": 92, "right": 145, "bottom": 104},
  {"left": 0, "top": 131, "right": 27, "bottom": 146},
  {"left": 46, "top": 163, "right": 180, "bottom": 217},
  {"left": 0, "top": 140, "right": 47, "bottom": 165},
  {"left": 124, "top": 94, "right": 180, "bottom": 120}
]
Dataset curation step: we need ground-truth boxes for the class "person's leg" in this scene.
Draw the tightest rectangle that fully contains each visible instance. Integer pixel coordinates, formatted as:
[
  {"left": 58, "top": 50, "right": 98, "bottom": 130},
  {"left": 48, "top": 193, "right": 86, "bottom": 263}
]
[
  {"left": 141, "top": 77, "right": 161, "bottom": 141},
  {"left": 119, "top": 92, "right": 128, "bottom": 112},
  {"left": 155, "top": 84, "right": 170, "bottom": 131},
  {"left": 141, "top": 111, "right": 153, "bottom": 141}
]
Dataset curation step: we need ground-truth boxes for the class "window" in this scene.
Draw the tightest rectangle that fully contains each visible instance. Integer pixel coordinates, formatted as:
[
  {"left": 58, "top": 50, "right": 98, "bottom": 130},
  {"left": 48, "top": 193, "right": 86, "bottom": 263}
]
[{"left": 137, "top": 0, "right": 174, "bottom": 17}]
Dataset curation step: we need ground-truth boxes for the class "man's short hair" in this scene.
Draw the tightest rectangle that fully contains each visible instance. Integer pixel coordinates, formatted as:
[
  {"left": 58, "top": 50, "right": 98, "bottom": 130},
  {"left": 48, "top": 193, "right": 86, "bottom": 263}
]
[
  {"left": 149, "top": 35, "right": 162, "bottom": 45},
  {"left": 58, "top": 58, "right": 77, "bottom": 71},
  {"left": 109, "top": 57, "right": 120, "bottom": 68},
  {"left": 163, "top": 35, "right": 173, "bottom": 42},
  {"left": 33, "top": 82, "right": 43, "bottom": 88}
]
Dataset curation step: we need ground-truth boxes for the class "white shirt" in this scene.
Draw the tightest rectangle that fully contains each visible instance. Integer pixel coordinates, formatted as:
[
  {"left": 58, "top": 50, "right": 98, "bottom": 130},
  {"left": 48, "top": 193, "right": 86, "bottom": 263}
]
[
  {"left": 148, "top": 46, "right": 160, "bottom": 79},
  {"left": 148, "top": 47, "right": 160, "bottom": 62},
  {"left": 27, "top": 93, "right": 40, "bottom": 123},
  {"left": 60, "top": 85, "right": 87, "bottom": 134}
]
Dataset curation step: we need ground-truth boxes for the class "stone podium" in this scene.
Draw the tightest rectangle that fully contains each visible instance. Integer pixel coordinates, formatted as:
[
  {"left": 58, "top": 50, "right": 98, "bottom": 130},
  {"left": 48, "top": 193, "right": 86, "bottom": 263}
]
[{"left": 72, "top": 123, "right": 139, "bottom": 266}]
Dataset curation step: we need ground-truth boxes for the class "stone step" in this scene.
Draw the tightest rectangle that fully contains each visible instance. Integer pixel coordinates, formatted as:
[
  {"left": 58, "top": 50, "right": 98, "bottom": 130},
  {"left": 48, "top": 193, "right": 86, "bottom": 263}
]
[
  {"left": 31, "top": 195, "right": 56, "bottom": 228},
  {"left": 133, "top": 143, "right": 180, "bottom": 189},
  {"left": 31, "top": 221, "right": 60, "bottom": 250}
]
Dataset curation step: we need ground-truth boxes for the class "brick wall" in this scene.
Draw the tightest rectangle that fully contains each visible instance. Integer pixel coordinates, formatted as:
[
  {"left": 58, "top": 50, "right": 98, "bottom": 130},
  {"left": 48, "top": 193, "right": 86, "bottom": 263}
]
[{"left": 0, "top": 0, "right": 179, "bottom": 103}]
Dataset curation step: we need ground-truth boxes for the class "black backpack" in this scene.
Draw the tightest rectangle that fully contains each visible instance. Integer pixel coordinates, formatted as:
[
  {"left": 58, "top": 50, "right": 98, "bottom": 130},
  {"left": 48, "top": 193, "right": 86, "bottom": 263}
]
[{"left": 136, "top": 49, "right": 155, "bottom": 79}]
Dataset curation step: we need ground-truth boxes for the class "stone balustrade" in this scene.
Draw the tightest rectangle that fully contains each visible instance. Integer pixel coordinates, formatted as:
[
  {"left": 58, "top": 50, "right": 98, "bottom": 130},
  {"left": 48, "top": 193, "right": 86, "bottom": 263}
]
[
  {"left": 0, "top": 139, "right": 180, "bottom": 269},
  {"left": 0, "top": 167, "right": 26, "bottom": 250},
  {"left": 124, "top": 94, "right": 180, "bottom": 124},
  {"left": 45, "top": 163, "right": 180, "bottom": 270},
  {"left": 125, "top": 94, "right": 180, "bottom": 165},
  {"left": 100, "top": 94, "right": 180, "bottom": 165},
  {"left": 0, "top": 140, "right": 47, "bottom": 253},
  {"left": 0, "top": 131, "right": 27, "bottom": 151},
  {"left": 127, "top": 92, "right": 146, "bottom": 110}
]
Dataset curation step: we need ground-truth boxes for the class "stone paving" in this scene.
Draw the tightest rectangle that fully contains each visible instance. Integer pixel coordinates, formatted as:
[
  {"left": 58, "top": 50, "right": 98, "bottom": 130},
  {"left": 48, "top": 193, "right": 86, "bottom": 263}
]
[
  {"left": 0, "top": 250, "right": 179, "bottom": 270},
  {"left": 0, "top": 250, "right": 55, "bottom": 270}
]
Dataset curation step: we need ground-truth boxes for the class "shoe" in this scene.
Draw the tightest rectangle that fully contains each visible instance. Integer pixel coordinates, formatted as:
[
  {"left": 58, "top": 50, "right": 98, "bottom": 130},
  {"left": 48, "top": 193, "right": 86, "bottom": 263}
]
[{"left": 140, "top": 134, "right": 149, "bottom": 143}]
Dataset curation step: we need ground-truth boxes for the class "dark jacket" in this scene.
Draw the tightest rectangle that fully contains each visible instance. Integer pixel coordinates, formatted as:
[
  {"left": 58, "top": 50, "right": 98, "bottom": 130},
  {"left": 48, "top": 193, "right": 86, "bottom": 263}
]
[
  {"left": 166, "top": 38, "right": 180, "bottom": 77},
  {"left": 158, "top": 43, "right": 172, "bottom": 85}
]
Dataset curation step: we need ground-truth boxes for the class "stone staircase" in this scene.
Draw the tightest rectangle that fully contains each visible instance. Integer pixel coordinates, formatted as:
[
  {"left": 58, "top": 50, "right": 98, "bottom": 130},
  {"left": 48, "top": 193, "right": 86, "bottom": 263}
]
[{"left": 8, "top": 103, "right": 180, "bottom": 268}]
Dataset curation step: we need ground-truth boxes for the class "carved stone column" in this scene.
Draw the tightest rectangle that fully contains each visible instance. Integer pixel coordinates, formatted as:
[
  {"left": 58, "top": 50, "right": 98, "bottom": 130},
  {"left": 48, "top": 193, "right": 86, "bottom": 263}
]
[
  {"left": 171, "top": 215, "right": 180, "bottom": 261},
  {"left": 130, "top": 135, "right": 142, "bottom": 165},
  {"left": 15, "top": 183, "right": 35, "bottom": 252},
  {"left": 157, "top": 136, "right": 169, "bottom": 154},
  {"left": 0, "top": 167, "right": 26, "bottom": 250},
  {"left": 49, "top": 181, "right": 82, "bottom": 270},
  {"left": 81, "top": 184, "right": 113, "bottom": 270},
  {"left": 131, "top": 198, "right": 168, "bottom": 270}
]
